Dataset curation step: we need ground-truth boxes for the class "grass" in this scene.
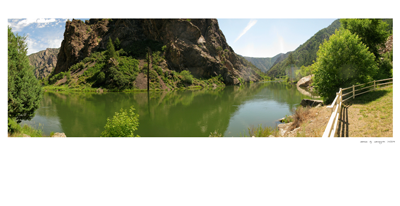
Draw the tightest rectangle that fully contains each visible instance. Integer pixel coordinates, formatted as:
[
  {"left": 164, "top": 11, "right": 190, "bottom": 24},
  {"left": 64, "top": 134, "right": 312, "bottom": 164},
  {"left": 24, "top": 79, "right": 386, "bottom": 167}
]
[
  {"left": 8, "top": 118, "right": 43, "bottom": 137},
  {"left": 341, "top": 86, "right": 393, "bottom": 137},
  {"left": 244, "top": 124, "right": 279, "bottom": 137}
]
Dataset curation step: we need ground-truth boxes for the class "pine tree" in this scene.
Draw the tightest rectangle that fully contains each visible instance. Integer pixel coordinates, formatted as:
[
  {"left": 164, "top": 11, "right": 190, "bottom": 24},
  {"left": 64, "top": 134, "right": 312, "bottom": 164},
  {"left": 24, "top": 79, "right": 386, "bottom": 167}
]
[
  {"left": 8, "top": 26, "right": 42, "bottom": 123},
  {"left": 114, "top": 37, "right": 121, "bottom": 50},
  {"left": 107, "top": 38, "right": 116, "bottom": 60}
]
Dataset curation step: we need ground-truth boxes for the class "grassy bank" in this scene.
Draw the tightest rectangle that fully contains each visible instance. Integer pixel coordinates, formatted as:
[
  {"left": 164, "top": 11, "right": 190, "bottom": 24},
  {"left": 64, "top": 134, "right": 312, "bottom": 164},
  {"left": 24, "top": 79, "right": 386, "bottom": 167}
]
[
  {"left": 338, "top": 85, "right": 393, "bottom": 137},
  {"left": 8, "top": 118, "right": 43, "bottom": 137}
]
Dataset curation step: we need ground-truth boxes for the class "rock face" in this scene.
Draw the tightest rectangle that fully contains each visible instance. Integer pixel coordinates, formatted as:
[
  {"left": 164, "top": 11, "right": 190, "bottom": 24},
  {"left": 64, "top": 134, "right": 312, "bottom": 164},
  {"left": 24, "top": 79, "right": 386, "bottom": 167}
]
[
  {"left": 29, "top": 48, "right": 60, "bottom": 79},
  {"left": 55, "top": 19, "right": 261, "bottom": 84}
]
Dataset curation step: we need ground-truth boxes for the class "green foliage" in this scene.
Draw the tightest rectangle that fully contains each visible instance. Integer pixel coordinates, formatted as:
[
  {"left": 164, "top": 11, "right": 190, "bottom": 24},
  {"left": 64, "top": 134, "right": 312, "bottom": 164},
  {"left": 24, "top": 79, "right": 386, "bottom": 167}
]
[
  {"left": 246, "top": 124, "right": 278, "bottom": 137},
  {"left": 49, "top": 72, "right": 66, "bottom": 84},
  {"left": 114, "top": 37, "right": 121, "bottom": 50},
  {"left": 238, "top": 77, "right": 244, "bottom": 85},
  {"left": 283, "top": 115, "right": 293, "bottom": 123},
  {"left": 101, "top": 106, "right": 139, "bottom": 137},
  {"left": 180, "top": 70, "right": 193, "bottom": 84},
  {"left": 106, "top": 38, "right": 117, "bottom": 60},
  {"left": 161, "top": 45, "right": 167, "bottom": 52},
  {"left": 341, "top": 19, "right": 389, "bottom": 61},
  {"left": 97, "top": 72, "right": 105, "bottom": 84},
  {"left": 8, "top": 118, "right": 43, "bottom": 137},
  {"left": 377, "top": 52, "right": 393, "bottom": 79},
  {"left": 313, "top": 29, "right": 378, "bottom": 103},
  {"left": 8, "top": 26, "right": 42, "bottom": 123}
]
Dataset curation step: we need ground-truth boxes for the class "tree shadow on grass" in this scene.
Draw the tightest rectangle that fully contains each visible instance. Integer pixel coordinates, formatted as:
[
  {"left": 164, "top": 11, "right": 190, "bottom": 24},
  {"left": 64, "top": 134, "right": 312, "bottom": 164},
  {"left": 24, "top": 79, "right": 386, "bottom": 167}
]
[{"left": 344, "top": 89, "right": 389, "bottom": 105}]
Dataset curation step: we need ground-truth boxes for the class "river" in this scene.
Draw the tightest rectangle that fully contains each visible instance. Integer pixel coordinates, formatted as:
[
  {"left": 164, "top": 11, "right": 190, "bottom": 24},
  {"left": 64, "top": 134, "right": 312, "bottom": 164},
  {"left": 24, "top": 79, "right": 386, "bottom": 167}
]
[{"left": 21, "top": 82, "right": 311, "bottom": 137}]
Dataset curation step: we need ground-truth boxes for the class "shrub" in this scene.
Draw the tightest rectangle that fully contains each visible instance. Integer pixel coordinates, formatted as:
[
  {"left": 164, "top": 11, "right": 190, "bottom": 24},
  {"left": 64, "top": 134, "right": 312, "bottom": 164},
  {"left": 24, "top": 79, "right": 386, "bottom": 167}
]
[
  {"left": 313, "top": 29, "right": 378, "bottom": 103},
  {"left": 180, "top": 70, "right": 193, "bottom": 84},
  {"left": 101, "top": 106, "right": 139, "bottom": 137}
]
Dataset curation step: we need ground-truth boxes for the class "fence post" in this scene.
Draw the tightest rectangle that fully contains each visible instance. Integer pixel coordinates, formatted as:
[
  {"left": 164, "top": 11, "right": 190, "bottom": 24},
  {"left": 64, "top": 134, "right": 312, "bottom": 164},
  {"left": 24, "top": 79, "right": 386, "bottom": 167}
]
[
  {"left": 374, "top": 80, "right": 376, "bottom": 90},
  {"left": 353, "top": 85, "right": 355, "bottom": 99}
]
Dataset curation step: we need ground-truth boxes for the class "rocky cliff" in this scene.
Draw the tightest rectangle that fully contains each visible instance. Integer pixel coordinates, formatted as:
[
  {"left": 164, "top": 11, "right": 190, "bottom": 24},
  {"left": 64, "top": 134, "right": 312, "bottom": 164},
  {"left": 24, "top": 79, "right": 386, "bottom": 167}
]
[
  {"left": 55, "top": 19, "right": 261, "bottom": 84},
  {"left": 29, "top": 48, "right": 60, "bottom": 79}
]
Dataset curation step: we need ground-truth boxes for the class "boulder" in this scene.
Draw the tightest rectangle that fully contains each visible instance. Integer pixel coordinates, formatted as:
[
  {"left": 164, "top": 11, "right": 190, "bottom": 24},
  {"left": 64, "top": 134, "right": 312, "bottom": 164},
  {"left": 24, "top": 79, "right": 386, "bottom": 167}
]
[
  {"left": 278, "top": 122, "right": 293, "bottom": 137},
  {"left": 51, "top": 133, "right": 67, "bottom": 138},
  {"left": 297, "top": 74, "right": 314, "bottom": 88},
  {"left": 300, "top": 99, "right": 324, "bottom": 107}
]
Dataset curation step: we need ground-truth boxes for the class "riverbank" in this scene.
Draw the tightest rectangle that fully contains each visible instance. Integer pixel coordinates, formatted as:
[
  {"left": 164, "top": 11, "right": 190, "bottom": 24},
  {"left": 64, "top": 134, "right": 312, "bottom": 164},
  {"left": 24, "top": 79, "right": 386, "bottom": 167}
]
[
  {"left": 42, "top": 83, "right": 224, "bottom": 93},
  {"left": 275, "top": 85, "right": 393, "bottom": 137}
]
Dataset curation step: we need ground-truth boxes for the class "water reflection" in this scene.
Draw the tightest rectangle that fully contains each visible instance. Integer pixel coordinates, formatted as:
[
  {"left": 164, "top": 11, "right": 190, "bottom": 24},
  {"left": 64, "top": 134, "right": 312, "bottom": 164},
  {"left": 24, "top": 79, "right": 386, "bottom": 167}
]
[{"left": 22, "top": 82, "right": 310, "bottom": 137}]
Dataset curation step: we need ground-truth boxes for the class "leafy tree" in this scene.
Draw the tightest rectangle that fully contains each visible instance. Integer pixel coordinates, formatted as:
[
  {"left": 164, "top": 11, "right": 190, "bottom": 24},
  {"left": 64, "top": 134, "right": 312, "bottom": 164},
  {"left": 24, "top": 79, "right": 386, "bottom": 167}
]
[
  {"left": 106, "top": 38, "right": 116, "bottom": 60},
  {"left": 313, "top": 29, "right": 378, "bottom": 103},
  {"left": 101, "top": 106, "right": 139, "bottom": 137},
  {"left": 340, "top": 19, "right": 389, "bottom": 61},
  {"left": 8, "top": 26, "right": 42, "bottom": 124},
  {"left": 114, "top": 37, "right": 121, "bottom": 50}
]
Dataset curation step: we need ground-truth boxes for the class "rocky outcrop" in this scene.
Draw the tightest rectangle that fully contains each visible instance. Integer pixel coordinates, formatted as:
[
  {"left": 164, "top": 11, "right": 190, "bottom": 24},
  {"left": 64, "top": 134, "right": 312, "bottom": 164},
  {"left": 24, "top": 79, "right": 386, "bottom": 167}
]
[
  {"left": 54, "top": 19, "right": 261, "bottom": 84},
  {"left": 379, "top": 35, "right": 393, "bottom": 54},
  {"left": 28, "top": 48, "right": 60, "bottom": 79},
  {"left": 51, "top": 132, "right": 66, "bottom": 137},
  {"left": 297, "top": 74, "right": 313, "bottom": 88}
]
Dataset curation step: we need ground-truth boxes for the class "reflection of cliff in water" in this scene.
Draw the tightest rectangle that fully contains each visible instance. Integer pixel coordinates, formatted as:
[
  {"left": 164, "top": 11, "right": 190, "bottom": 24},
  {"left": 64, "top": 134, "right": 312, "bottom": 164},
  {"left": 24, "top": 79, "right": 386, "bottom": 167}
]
[
  {"left": 35, "top": 82, "right": 305, "bottom": 137},
  {"left": 46, "top": 84, "right": 266, "bottom": 137}
]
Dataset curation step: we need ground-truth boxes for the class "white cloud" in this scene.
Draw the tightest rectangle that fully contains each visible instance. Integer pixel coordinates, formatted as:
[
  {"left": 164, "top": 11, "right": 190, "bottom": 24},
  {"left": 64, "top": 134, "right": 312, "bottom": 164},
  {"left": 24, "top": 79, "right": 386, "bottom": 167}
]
[
  {"left": 26, "top": 38, "right": 39, "bottom": 55},
  {"left": 234, "top": 20, "right": 257, "bottom": 43},
  {"left": 8, "top": 18, "right": 57, "bottom": 32}
]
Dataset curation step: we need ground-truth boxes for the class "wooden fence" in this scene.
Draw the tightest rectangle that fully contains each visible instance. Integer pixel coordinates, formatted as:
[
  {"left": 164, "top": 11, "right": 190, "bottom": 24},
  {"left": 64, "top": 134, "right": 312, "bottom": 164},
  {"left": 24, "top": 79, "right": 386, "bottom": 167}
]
[{"left": 322, "top": 78, "right": 393, "bottom": 138}]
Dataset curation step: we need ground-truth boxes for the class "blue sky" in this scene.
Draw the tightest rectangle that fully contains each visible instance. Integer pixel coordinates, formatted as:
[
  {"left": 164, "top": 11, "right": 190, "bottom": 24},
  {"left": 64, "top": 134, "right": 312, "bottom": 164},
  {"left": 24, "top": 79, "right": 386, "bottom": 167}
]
[{"left": 8, "top": 18, "right": 335, "bottom": 57}]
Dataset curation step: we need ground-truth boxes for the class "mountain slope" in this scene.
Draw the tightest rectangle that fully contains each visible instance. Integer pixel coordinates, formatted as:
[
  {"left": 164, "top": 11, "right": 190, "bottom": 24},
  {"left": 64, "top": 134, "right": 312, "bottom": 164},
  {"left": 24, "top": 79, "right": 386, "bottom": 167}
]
[
  {"left": 266, "top": 19, "right": 341, "bottom": 78},
  {"left": 28, "top": 48, "right": 60, "bottom": 79},
  {"left": 53, "top": 19, "right": 262, "bottom": 86},
  {"left": 243, "top": 53, "right": 284, "bottom": 73}
]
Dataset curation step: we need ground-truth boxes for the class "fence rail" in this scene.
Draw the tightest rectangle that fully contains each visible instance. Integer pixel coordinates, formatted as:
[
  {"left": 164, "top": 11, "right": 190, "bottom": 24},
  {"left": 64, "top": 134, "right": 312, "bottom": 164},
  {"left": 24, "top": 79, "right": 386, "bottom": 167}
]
[{"left": 322, "top": 78, "right": 393, "bottom": 138}]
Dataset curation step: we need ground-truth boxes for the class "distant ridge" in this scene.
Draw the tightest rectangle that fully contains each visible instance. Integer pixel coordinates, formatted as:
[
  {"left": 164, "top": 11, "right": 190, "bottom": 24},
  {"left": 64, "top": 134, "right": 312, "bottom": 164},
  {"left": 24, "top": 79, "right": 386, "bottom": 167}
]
[
  {"left": 243, "top": 53, "right": 284, "bottom": 73},
  {"left": 266, "top": 19, "right": 341, "bottom": 78}
]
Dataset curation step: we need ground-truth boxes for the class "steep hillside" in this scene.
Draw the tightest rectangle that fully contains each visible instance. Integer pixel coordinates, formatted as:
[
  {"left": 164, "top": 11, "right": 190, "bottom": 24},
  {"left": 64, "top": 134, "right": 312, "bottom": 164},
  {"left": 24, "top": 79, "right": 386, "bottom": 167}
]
[
  {"left": 243, "top": 53, "right": 283, "bottom": 73},
  {"left": 28, "top": 48, "right": 60, "bottom": 79},
  {"left": 51, "top": 19, "right": 262, "bottom": 89},
  {"left": 266, "top": 19, "right": 341, "bottom": 78}
]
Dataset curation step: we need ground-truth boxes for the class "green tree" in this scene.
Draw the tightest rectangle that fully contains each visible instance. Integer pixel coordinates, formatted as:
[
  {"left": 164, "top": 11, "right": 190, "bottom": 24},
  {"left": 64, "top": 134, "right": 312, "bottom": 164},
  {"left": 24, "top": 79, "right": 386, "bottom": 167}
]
[
  {"left": 313, "top": 29, "right": 378, "bottom": 103},
  {"left": 101, "top": 106, "right": 139, "bottom": 137},
  {"left": 106, "top": 38, "right": 116, "bottom": 60},
  {"left": 340, "top": 19, "right": 389, "bottom": 61},
  {"left": 8, "top": 26, "right": 42, "bottom": 124},
  {"left": 114, "top": 37, "right": 121, "bottom": 50}
]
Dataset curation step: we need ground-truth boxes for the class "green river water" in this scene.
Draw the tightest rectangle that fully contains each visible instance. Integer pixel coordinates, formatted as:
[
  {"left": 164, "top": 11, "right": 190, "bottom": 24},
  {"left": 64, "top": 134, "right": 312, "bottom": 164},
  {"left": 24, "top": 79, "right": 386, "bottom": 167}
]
[{"left": 21, "top": 82, "right": 311, "bottom": 137}]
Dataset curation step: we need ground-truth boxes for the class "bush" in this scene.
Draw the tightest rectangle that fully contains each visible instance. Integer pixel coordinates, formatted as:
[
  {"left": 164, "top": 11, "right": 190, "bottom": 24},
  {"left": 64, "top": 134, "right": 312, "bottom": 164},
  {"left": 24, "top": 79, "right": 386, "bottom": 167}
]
[
  {"left": 313, "top": 29, "right": 378, "bottom": 103},
  {"left": 180, "top": 70, "right": 193, "bottom": 84},
  {"left": 101, "top": 106, "right": 139, "bottom": 137}
]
